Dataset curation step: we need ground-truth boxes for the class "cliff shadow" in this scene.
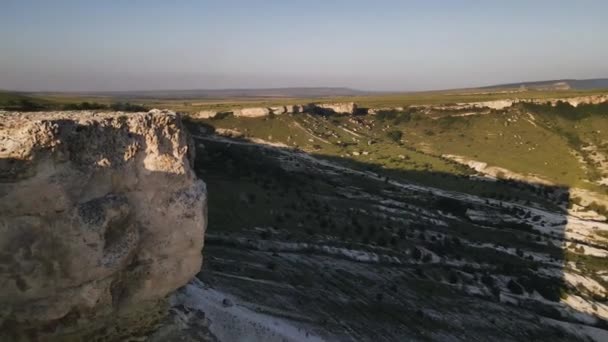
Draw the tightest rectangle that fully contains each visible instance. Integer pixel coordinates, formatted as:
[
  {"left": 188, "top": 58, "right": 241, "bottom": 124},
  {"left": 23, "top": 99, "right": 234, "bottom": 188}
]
[{"left": 189, "top": 130, "right": 608, "bottom": 341}]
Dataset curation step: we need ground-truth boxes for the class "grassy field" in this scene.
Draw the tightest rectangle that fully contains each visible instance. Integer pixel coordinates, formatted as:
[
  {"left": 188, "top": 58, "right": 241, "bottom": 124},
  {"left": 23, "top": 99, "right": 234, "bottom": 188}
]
[
  {"left": 0, "top": 91, "right": 37, "bottom": 106},
  {"left": 191, "top": 99, "right": 608, "bottom": 196},
  {"left": 126, "top": 88, "right": 608, "bottom": 112},
  {"left": 398, "top": 110, "right": 587, "bottom": 186},
  {"left": 10, "top": 86, "right": 601, "bottom": 193},
  {"left": 4, "top": 87, "right": 608, "bottom": 192},
  {"left": 2, "top": 88, "right": 607, "bottom": 113}
]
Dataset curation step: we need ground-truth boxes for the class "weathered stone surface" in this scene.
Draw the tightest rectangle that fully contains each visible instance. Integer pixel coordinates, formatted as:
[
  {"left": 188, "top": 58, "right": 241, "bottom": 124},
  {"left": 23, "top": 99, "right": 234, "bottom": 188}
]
[
  {"left": 367, "top": 107, "right": 403, "bottom": 115},
  {"left": 424, "top": 95, "right": 608, "bottom": 112},
  {"left": 0, "top": 109, "right": 207, "bottom": 340},
  {"left": 269, "top": 106, "right": 286, "bottom": 115},
  {"left": 539, "top": 94, "right": 608, "bottom": 107},
  {"left": 232, "top": 107, "right": 270, "bottom": 117},
  {"left": 215, "top": 128, "right": 244, "bottom": 138},
  {"left": 315, "top": 102, "right": 357, "bottom": 115},
  {"left": 193, "top": 110, "right": 218, "bottom": 119},
  {"left": 463, "top": 100, "right": 514, "bottom": 110}
]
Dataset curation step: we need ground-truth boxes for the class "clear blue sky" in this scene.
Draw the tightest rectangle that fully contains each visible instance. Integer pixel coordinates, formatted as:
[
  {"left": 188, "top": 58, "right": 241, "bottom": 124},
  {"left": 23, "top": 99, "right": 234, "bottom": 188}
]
[{"left": 1, "top": 0, "right": 607, "bottom": 91}]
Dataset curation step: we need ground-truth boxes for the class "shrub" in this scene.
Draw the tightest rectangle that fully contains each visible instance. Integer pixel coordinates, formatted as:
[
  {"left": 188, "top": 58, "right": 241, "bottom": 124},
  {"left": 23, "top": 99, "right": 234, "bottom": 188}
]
[
  {"left": 481, "top": 274, "right": 495, "bottom": 287},
  {"left": 507, "top": 279, "right": 524, "bottom": 294},
  {"left": 411, "top": 248, "right": 422, "bottom": 260},
  {"left": 63, "top": 102, "right": 108, "bottom": 110},
  {"left": 376, "top": 110, "right": 397, "bottom": 121},
  {"left": 386, "top": 130, "right": 403, "bottom": 143},
  {"left": 448, "top": 272, "right": 459, "bottom": 284},
  {"left": 435, "top": 197, "right": 468, "bottom": 216},
  {"left": 109, "top": 102, "right": 148, "bottom": 112},
  {"left": 5, "top": 99, "right": 47, "bottom": 111}
]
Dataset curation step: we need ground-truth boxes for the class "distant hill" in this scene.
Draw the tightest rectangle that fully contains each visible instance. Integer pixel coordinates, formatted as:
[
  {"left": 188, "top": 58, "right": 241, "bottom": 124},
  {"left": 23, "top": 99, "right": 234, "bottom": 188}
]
[
  {"left": 32, "top": 80, "right": 608, "bottom": 100},
  {"left": 65, "top": 87, "right": 372, "bottom": 99},
  {"left": 4, "top": 78, "right": 608, "bottom": 106},
  {"left": 480, "top": 78, "right": 608, "bottom": 91}
]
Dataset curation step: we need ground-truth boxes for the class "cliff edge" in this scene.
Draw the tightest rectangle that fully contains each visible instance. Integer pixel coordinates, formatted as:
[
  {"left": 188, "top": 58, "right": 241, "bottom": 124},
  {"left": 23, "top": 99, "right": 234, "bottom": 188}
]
[{"left": 0, "top": 109, "right": 207, "bottom": 341}]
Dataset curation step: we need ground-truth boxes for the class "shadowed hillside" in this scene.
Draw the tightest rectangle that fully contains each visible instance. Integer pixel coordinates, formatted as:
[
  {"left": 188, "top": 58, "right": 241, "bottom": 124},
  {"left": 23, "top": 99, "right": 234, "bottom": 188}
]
[{"left": 182, "top": 113, "right": 608, "bottom": 340}]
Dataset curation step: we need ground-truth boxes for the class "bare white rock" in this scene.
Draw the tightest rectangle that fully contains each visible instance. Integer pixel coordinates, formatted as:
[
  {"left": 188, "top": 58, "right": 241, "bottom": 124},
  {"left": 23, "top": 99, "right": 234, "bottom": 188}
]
[
  {"left": 193, "top": 110, "right": 218, "bottom": 119},
  {"left": 315, "top": 102, "right": 357, "bottom": 115},
  {"left": 233, "top": 107, "right": 270, "bottom": 117},
  {"left": 0, "top": 109, "right": 207, "bottom": 338},
  {"left": 285, "top": 105, "right": 298, "bottom": 113},
  {"left": 269, "top": 106, "right": 286, "bottom": 115}
]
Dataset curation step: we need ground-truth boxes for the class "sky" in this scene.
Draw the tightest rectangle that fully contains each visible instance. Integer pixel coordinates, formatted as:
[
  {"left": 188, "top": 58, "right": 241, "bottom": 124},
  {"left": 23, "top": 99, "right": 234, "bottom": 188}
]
[{"left": 1, "top": 0, "right": 607, "bottom": 92}]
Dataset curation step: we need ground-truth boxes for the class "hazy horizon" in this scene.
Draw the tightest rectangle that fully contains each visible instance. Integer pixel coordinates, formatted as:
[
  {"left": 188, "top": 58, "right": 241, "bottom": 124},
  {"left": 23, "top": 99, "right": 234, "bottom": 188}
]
[
  {"left": 6, "top": 77, "right": 608, "bottom": 95},
  {"left": 2, "top": 0, "right": 608, "bottom": 92}
]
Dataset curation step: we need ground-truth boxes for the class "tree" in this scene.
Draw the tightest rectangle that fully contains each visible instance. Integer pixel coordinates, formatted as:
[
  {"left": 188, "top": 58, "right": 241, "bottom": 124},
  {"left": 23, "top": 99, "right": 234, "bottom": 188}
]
[
  {"left": 411, "top": 247, "right": 422, "bottom": 260},
  {"left": 386, "top": 130, "right": 403, "bottom": 143},
  {"left": 507, "top": 279, "right": 524, "bottom": 295},
  {"left": 448, "top": 272, "right": 459, "bottom": 284}
]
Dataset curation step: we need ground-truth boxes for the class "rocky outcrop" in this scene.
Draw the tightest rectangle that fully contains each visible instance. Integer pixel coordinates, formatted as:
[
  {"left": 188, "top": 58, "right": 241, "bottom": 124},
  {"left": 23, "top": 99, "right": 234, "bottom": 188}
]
[
  {"left": 233, "top": 107, "right": 270, "bottom": 117},
  {"left": 429, "top": 95, "right": 608, "bottom": 111},
  {"left": 539, "top": 94, "right": 608, "bottom": 107},
  {"left": 188, "top": 94, "right": 608, "bottom": 121},
  {"left": 0, "top": 109, "right": 207, "bottom": 340},
  {"left": 455, "top": 95, "right": 608, "bottom": 110},
  {"left": 269, "top": 106, "right": 286, "bottom": 115},
  {"left": 189, "top": 94, "right": 608, "bottom": 120},
  {"left": 285, "top": 105, "right": 303, "bottom": 114},
  {"left": 367, "top": 107, "right": 404, "bottom": 115},
  {"left": 194, "top": 110, "right": 218, "bottom": 119},
  {"left": 315, "top": 102, "right": 357, "bottom": 115},
  {"left": 465, "top": 100, "right": 514, "bottom": 110},
  {"left": 215, "top": 128, "right": 244, "bottom": 138},
  {"left": 193, "top": 102, "right": 359, "bottom": 119}
]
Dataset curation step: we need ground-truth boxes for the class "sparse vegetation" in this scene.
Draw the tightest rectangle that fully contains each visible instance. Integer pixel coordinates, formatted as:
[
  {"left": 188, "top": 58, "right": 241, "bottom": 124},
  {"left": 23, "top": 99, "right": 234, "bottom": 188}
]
[
  {"left": 386, "top": 130, "right": 403, "bottom": 143},
  {"left": 4, "top": 87, "right": 607, "bottom": 340}
]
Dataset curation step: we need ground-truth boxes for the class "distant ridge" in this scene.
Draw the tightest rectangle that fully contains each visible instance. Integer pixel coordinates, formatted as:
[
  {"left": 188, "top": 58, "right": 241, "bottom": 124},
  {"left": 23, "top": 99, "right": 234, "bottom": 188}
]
[
  {"left": 61, "top": 87, "right": 372, "bottom": 99},
  {"left": 10, "top": 78, "right": 608, "bottom": 100},
  {"left": 480, "top": 78, "right": 608, "bottom": 91}
]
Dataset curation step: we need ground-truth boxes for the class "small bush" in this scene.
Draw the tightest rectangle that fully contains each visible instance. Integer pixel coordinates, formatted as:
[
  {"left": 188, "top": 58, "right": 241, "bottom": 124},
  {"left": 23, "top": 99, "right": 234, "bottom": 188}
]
[
  {"left": 386, "top": 130, "right": 403, "bottom": 143},
  {"left": 507, "top": 279, "right": 524, "bottom": 294},
  {"left": 110, "top": 102, "right": 148, "bottom": 112}
]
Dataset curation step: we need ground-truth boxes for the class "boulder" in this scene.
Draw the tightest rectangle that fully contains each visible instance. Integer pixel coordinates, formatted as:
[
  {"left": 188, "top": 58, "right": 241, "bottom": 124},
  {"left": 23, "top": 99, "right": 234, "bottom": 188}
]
[
  {"left": 0, "top": 109, "right": 207, "bottom": 340},
  {"left": 233, "top": 107, "right": 270, "bottom": 117},
  {"left": 548, "top": 95, "right": 608, "bottom": 107}
]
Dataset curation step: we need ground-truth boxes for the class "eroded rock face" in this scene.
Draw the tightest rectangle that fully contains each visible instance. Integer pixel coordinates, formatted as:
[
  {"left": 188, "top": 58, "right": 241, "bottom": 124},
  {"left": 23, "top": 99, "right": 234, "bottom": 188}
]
[
  {"left": 233, "top": 107, "right": 270, "bottom": 117},
  {"left": 269, "top": 106, "right": 286, "bottom": 115},
  {"left": 315, "top": 102, "right": 357, "bottom": 115},
  {"left": 194, "top": 110, "right": 218, "bottom": 119},
  {"left": 284, "top": 105, "right": 297, "bottom": 114},
  {"left": 0, "top": 109, "right": 207, "bottom": 340},
  {"left": 539, "top": 94, "right": 608, "bottom": 107}
]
